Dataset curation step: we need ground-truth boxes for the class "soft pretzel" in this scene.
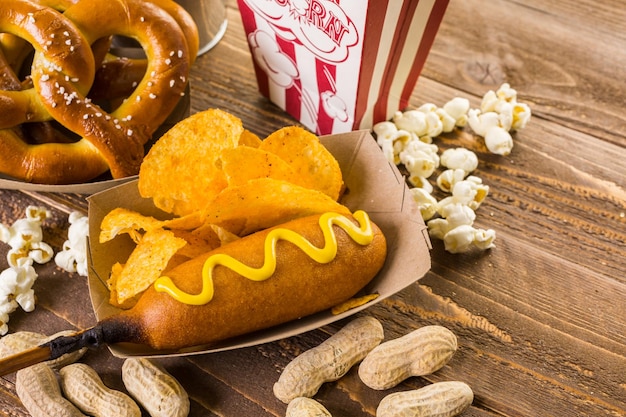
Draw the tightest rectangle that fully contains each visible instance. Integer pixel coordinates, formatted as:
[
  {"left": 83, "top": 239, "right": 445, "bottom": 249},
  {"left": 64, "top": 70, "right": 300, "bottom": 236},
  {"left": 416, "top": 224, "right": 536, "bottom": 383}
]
[
  {"left": 0, "top": 0, "right": 196, "bottom": 119},
  {"left": 0, "top": 30, "right": 110, "bottom": 144},
  {"left": 0, "top": 0, "right": 79, "bottom": 83},
  {"left": 1, "top": 0, "right": 198, "bottom": 96},
  {"left": 0, "top": 37, "right": 57, "bottom": 146},
  {"left": 0, "top": 42, "right": 24, "bottom": 91},
  {"left": 0, "top": 0, "right": 196, "bottom": 184},
  {"left": 0, "top": 1, "right": 94, "bottom": 129},
  {"left": 0, "top": 1, "right": 86, "bottom": 147},
  {"left": 90, "top": 0, "right": 199, "bottom": 103},
  {"left": 0, "top": 0, "right": 106, "bottom": 182},
  {"left": 148, "top": 0, "right": 200, "bottom": 62}
]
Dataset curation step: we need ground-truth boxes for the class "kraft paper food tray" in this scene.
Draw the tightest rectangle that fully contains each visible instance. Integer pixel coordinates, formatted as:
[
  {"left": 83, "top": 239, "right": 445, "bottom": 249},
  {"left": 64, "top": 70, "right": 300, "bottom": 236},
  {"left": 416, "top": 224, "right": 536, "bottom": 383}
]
[{"left": 87, "top": 130, "right": 432, "bottom": 358}]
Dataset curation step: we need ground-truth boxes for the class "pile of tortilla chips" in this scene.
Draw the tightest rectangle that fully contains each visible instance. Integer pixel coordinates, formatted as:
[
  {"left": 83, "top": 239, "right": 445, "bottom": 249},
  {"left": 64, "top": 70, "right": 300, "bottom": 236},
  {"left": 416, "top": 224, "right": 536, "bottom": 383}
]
[{"left": 99, "top": 109, "right": 347, "bottom": 308}]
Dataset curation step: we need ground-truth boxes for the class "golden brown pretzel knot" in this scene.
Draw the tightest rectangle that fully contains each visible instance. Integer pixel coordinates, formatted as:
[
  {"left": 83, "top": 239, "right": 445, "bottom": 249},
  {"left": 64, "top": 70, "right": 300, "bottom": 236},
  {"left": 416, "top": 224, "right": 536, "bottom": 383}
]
[
  {"left": 90, "top": 0, "right": 199, "bottom": 102},
  {"left": 0, "top": 0, "right": 91, "bottom": 129},
  {"left": 0, "top": 0, "right": 103, "bottom": 182},
  {"left": 0, "top": 0, "right": 198, "bottom": 119},
  {"left": 0, "top": 0, "right": 79, "bottom": 89},
  {"left": 0, "top": 0, "right": 196, "bottom": 184}
]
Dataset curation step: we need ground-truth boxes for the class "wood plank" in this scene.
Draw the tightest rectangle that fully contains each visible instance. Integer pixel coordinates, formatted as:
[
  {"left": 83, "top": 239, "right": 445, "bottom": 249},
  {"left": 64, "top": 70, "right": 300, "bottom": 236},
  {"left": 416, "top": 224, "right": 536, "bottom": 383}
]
[{"left": 421, "top": 0, "right": 626, "bottom": 147}]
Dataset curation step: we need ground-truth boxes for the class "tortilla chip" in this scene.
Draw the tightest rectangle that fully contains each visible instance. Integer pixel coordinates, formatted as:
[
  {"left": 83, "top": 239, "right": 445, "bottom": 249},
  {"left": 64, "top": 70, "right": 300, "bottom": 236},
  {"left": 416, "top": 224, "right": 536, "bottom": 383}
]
[
  {"left": 111, "top": 228, "right": 187, "bottom": 307},
  {"left": 331, "top": 294, "right": 380, "bottom": 315},
  {"left": 220, "top": 146, "right": 297, "bottom": 187},
  {"left": 100, "top": 208, "right": 165, "bottom": 244},
  {"left": 259, "top": 126, "right": 343, "bottom": 201},
  {"left": 238, "top": 129, "right": 262, "bottom": 147},
  {"left": 200, "top": 178, "right": 351, "bottom": 236},
  {"left": 138, "top": 109, "right": 243, "bottom": 216}
]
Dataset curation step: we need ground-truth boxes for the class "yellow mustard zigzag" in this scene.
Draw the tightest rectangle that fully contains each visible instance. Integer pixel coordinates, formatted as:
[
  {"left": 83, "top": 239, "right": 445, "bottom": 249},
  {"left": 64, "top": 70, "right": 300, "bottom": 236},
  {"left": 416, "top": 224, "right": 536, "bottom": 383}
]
[{"left": 153, "top": 211, "right": 374, "bottom": 305}]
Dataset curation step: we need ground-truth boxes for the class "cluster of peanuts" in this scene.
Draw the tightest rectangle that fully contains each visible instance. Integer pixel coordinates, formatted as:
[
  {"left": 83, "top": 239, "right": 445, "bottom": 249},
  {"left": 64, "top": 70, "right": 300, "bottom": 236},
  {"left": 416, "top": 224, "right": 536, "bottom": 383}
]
[
  {"left": 274, "top": 316, "right": 473, "bottom": 417},
  {"left": 1, "top": 330, "right": 189, "bottom": 417},
  {"left": 4, "top": 316, "right": 470, "bottom": 416}
]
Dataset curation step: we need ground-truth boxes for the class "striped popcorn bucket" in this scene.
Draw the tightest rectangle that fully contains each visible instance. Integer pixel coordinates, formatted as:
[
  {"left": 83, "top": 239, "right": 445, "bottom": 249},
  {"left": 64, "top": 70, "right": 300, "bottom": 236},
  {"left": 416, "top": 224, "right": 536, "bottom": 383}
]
[{"left": 237, "top": 0, "right": 449, "bottom": 135}]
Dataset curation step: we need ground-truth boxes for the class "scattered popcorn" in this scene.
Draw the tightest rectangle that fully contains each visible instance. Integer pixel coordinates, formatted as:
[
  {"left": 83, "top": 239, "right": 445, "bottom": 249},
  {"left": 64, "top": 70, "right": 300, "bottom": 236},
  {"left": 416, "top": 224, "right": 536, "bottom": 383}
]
[
  {"left": 399, "top": 140, "right": 440, "bottom": 179},
  {"left": 0, "top": 206, "right": 53, "bottom": 334},
  {"left": 372, "top": 83, "right": 531, "bottom": 253},
  {"left": 511, "top": 102, "right": 532, "bottom": 130},
  {"left": 422, "top": 109, "right": 444, "bottom": 138},
  {"left": 373, "top": 121, "right": 411, "bottom": 164},
  {"left": 441, "top": 203, "right": 477, "bottom": 229},
  {"left": 0, "top": 207, "right": 46, "bottom": 247},
  {"left": 417, "top": 103, "right": 438, "bottom": 113},
  {"left": 7, "top": 241, "right": 53, "bottom": 267},
  {"left": 494, "top": 82, "right": 517, "bottom": 103},
  {"left": 0, "top": 207, "right": 87, "bottom": 334},
  {"left": 402, "top": 154, "right": 438, "bottom": 181},
  {"left": 0, "top": 258, "right": 37, "bottom": 335},
  {"left": 472, "top": 228, "right": 497, "bottom": 250},
  {"left": 392, "top": 104, "right": 447, "bottom": 142},
  {"left": 479, "top": 89, "right": 501, "bottom": 113},
  {"left": 442, "top": 97, "right": 470, "bottom": 127},
  {"left": 467, "top": 108, "right": 500, "bottom": 137},
  {"left": 410, "top": 188, "right": 438, "bottom": 221},
  {"left": 443, "top": 225, "right": 496, "bottom": 254},
  {"left": 435, "top": 107, "right": 457, "bottom": 133},
  {"left": 408, "top": 174, "right": 434, "bottom": 193},
  {"left": 442, "top": 225, "right": 476, "bottom": 254},
  {"left": 0, "top": 206, "right": 52, "bottom": 268},
  {"left": 469, "top": 83, "right": 531, "bottom": 154},
  {"left": 438, "top": 177, "right": 489, "bottom": 212},
  {"left": 401, "top": 139, "right": 440, "bottom": 162},
  {"left": 464, "top": 176, "right": 490, "bottom": 210},
  {"left": 373, "top": 120, "right": 398, "bottom": 141},
  {"left": 451, "top": 178, "right": 489, "bottom": 209},
  {"left": 430, "top": 201, "right": 497, "bottom": 254},
  {"left": 436, "top": 168, "right": 466, "bottom": 193},
  {"left": 428, "top": 203, "right": 476, "bottom": 240},
  {"left": 55, "top": 211, "right": 90, "bottom": 276},
  {"left": 484, "top": 125, "right": 514, "bottom": 155},
  {"left": 495, "top": 101, "right": 515, "bottom": 131},
  {"left": 440, "top": 148, "right": 478, "bottom": 174},
  {"left": 393, "top": 109, "right": 428, "bottom": 137}
]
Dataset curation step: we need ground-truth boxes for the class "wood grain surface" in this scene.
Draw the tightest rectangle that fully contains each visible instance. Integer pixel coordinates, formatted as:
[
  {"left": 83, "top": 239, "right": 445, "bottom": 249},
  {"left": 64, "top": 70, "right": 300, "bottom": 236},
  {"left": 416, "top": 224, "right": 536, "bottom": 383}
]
[{"left": 1, "top": 0, "right": 625, "bottom": 416}]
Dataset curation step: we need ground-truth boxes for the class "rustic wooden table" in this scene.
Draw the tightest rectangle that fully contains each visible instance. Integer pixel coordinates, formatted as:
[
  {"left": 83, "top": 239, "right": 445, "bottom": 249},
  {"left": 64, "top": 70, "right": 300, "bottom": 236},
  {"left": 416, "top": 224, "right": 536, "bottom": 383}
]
[{"left": 1, "top": 0, "right": 625, "bottom": 416}]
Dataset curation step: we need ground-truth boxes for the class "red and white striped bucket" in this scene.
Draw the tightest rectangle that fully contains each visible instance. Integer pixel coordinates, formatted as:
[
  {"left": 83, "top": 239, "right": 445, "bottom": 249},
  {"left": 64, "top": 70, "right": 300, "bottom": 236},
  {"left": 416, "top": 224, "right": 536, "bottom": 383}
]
[{"left": 237, "top": 0, "right": 449, "bottom": 135}]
